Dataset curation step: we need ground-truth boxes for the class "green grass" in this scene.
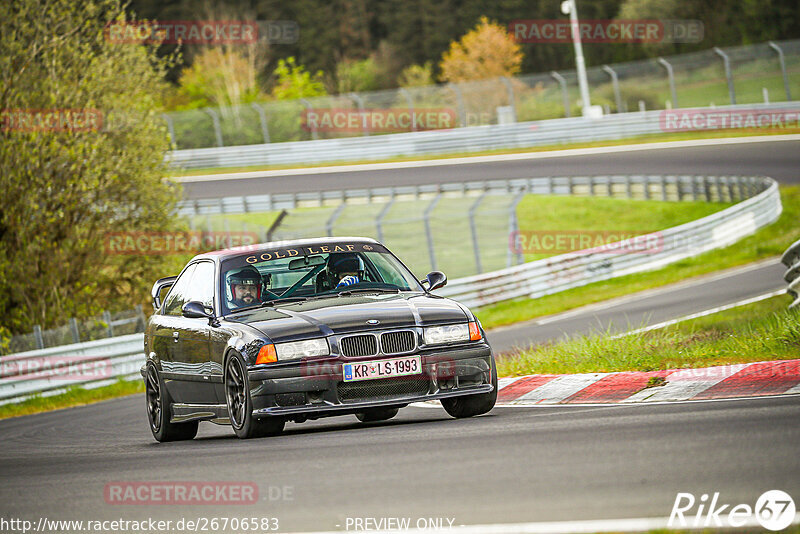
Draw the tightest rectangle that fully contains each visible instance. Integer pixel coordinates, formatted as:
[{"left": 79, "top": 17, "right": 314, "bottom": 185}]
[
  {"left": 497, "top": 294, "right": 799, "bottom": 377},
  {"left": 476, "top": 186, "right": 800, "bottom": 330},
  {"left": 169, "top": 128, "right": 798, "bottom": 177},
  {"left": 516, "top": 195, "right": 728, "bottom": 262},
  {"left": 0, "top": 379, "right": 143, "bottom": 420}
]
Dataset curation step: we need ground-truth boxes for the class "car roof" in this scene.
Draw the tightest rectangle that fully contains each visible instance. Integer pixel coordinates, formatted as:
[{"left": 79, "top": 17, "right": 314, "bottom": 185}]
[{"left": 191, "top": 236, "right": 382, "bottom": 263}]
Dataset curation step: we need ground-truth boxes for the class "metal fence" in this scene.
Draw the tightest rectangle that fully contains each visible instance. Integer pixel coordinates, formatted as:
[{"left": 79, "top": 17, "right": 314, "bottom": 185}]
[
  {"left": 781, "top": 239, "right": 800, "bottom": 309},
  {"left": 163, "top": 39, "right": 800, "bottom": 152},
  {"left": 167, "top": 100, "right": 800, "bottom": 169},
  {"left": 0, "top": 175, "right": 780, "bottom": 404},
  {"left": 178, "top": 174, "right": 765, "bottom": 280},
  {"left": 438, "top": 176, "right": 781, "bottom": 308},
  {"left": 1, "top": 307, "right": 147, "bottom": 356}
]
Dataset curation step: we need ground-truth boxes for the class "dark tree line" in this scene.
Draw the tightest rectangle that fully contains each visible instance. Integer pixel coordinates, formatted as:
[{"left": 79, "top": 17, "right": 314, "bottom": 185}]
[{"left": 129, "top": 0, "right": 800, "bottom": 87}]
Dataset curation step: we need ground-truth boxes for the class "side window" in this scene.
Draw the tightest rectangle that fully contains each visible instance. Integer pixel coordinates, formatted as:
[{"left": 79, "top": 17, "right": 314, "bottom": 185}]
[
  {"left": 162, "top": 264, "right": 197, "bottom": 316},
  {"left": 185, "top": 261, "right": 216, "bottom": 309}
]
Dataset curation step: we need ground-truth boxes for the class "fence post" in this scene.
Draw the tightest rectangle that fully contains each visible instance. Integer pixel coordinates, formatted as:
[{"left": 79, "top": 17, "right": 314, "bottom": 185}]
[
  {"left": 103, "top": 311, "right": 114, "bottom": 338},
  {"left": 299, "top": 98, "right": 318, "bottom": 140},
  {"left": 161, "top": 113, "right": 176, "bottom": 146},
  {"left": 326, "top": 203, "right": 346, "bottom": 237},
  {"left": 661, "top": 176, "right": 668, "bottom": 201},
  {"left": 468, "top": 191, "right": 488, "bottom": 274},
  {"left": 448, "top": 83, "right": 467, "bottom": 127},
  {"left": 398, "top": 88, "right": 416, "bottom": 131},
  {"left": 499, "top": 76, "right": 517, "bottom": 122},
  {"left": 657, "top": 58, "right": 678, "bottom": 109},
  {"left": 423, "top": 194, "right": 442, "bottom": 271},
  {"left": 768, "top": 41, "right": 792, "bottom": 101},
  {"left": 250, "top": 103, "right": 270, "bottom": 143},
  {"left": 349, "top": 93, "right": 369, "bottom": 136},
  {"left": 602, "top": 65, "right": 623, "bottom": 112},
  {"left": 203, "top": 108, "right": 224, "bottom": 147},
  {"left": 69, "top": 318, "right": 80, "bottom": 344},
  {"left": 507, "top": 191, "right": 526, "bottom": 267},
  {"left": 375, "top": 198, "right": 395, "bottom": 243},
  {"left": 713, "top": 47, "right": 736, "bottom": 105},
  {"left": 33, "top": 325, "right": 44, "bottom": 349},
  {"left": 550, "top": 71, "right": 571, "bottom": 118}
]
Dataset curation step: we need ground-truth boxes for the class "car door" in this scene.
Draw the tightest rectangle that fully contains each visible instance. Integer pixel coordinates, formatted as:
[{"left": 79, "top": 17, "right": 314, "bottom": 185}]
[
  {"left": 153, "top": 263, "right": 196, "bottom": 402},
  {"left": 169, "top": 260, "right": 216, "bottom": 405}
]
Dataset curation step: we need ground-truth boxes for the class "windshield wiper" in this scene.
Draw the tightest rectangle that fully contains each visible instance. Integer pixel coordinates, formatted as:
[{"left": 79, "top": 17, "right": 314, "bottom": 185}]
[{"left": 337, "top": 288, "right": 401, "bottom": 296}]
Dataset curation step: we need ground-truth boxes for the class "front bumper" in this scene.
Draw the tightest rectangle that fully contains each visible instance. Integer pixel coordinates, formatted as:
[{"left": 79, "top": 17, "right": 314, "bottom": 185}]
[{"left": 248, "top": 344, "right": 493, "bottom": 419}]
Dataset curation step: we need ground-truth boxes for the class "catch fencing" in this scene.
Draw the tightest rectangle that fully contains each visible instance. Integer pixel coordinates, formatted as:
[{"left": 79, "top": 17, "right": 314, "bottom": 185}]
[
  {"left": 163, "top": 40, "right": 800, "bottom": 152},
  {"left": 437, "top": 176, "right": 781, "bottom": 307},
  {"left": 167, "top": 101, "right": 800, "bottom": 169}
]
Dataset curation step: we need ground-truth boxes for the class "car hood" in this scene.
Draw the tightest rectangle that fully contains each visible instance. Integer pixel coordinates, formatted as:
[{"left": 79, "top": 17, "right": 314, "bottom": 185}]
[{"left": 224, "top": 293, "right": 469, "bottom": 342}]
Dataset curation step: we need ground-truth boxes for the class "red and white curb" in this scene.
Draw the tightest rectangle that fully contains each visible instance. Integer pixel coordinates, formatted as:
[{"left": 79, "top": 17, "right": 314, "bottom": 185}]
[{"left": 497, "top": 359, "right": 800, "bottom": 405}]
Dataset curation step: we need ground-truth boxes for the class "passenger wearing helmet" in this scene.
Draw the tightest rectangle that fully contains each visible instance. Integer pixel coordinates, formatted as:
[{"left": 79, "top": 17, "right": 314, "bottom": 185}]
[
  {"left": 228, "top": 266, "right": 264, "bottom": 308},
  {"left": 327, "top": 253, "right": 366, "bottom": 289}
]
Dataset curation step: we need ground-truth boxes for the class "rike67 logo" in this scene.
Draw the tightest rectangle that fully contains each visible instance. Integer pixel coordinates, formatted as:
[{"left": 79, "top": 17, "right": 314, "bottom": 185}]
[{"left": 669, "top": 490, "right": 796, "bottom": 530}]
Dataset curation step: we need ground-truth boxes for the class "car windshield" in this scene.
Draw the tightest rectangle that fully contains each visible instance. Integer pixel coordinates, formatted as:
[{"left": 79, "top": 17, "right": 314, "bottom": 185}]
[{"left": 220, "top": 242, "right": 422, "bottom": 313}]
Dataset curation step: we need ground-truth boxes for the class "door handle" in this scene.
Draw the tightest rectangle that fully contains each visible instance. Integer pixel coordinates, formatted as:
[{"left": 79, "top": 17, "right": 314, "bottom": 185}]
[{"left": 173, "top": 331, "right": 180, "bottom": 342}]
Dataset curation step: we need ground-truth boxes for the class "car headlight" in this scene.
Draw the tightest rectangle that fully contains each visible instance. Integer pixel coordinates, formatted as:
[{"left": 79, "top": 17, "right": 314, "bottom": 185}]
[
  {"left": 424, "top": 324, "right": 470, "bottom": 345},
  {"left": 275, "top": 338, "right": 329, "bottom": 361}
]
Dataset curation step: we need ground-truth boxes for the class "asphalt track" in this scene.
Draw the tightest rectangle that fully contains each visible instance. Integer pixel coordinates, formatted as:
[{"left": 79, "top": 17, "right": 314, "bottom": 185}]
[
  {"left": 1, "top": 137, "right": 798, "bottom": 532},
  {"left": 179, "top": 137, "right": 800, "bottom": 199},
  {"left": 0, "top": 394, "right": 798, "bottom": 532}
]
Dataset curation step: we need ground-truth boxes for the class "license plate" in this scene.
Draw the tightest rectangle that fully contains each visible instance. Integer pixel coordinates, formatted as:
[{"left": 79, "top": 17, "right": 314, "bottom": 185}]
[{"left": 342, "top": 356, "right": 422, "bottom": 382}]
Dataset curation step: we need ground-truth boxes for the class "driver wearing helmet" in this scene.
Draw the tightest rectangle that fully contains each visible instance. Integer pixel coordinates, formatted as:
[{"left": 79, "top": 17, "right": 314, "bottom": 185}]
[
  {"left": 327, "top": 253, "right": 365, "bottom": 288},
  {"left": 228, "top": 266, "right": 265, "bottom": 308}
]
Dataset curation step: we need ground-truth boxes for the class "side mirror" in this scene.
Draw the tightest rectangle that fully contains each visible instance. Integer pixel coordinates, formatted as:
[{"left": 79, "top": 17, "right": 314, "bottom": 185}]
[
  {"left": 182, "top": 301, "right": 213, "bottom": 319},
  {"left": 151, "top": 276, "right": 177, "bottom": 310},
  {"left": 422, "top": 271, "right": 447, "bottom": 292}
]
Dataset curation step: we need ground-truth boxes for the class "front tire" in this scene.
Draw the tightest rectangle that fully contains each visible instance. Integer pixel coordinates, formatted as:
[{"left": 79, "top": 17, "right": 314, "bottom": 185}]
[
  {"left": 441, "top": 357, "right": 498, "bottom": 418},
  {"left": 225, "top": 352, "right": 285, "bottom": 439},
  {"left": 355, "top": 407, "right": 400, "bottom": 423},
  {"left": 145, "top": 363, "right": 198, "bottom": 442}
]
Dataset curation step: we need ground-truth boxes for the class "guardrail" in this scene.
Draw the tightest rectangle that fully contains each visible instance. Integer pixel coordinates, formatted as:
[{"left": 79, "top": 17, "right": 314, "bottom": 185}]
[
  {"left": 0, "top": 175, "right": 782, "bottom": 404},
  {"left": 167, "top": 101, "right": 800, "bottom": 170},
  {"left": 781, "top": 239, "right": 800, "bottom": 309},
  {"left": 437, "top": 175, "right": 781, "bottom": 308},
  {"left": 0, "top": 334, "right": 143, "bottom": 405}
]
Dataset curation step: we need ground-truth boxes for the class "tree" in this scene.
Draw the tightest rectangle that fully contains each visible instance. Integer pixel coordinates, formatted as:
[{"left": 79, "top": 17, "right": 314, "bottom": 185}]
[
  {"left": 398, "top": 62, "right": 435, "bottom": 88},
  {"left": 176, "top": 48, "right": 263, "bottom": 109},
  {"left": 0, "top": 0, "right": 180, "bottom": 334},
  {"left": 270, "top": 57, "right": 327, "bottom": 100},
  {"left": 439, "top": 16, "right": 523, "bottom": 83}
]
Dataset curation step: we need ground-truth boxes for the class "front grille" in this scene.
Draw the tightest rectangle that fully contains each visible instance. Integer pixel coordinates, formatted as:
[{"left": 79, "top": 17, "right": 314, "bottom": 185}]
[
  {"left": 338, "top": 376, "right": 430, "bottom": 402},
  {"left": 340, "top": 334, "right": 378, "bottom": 357},
  {"left": 380, "top": 330, "right": 415, "bottom": 354}
]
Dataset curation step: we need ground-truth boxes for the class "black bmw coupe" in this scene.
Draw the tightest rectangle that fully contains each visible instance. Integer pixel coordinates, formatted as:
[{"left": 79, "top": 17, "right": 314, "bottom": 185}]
[{"left": 143, "top": 237, "right": 497, "bottom": 441}]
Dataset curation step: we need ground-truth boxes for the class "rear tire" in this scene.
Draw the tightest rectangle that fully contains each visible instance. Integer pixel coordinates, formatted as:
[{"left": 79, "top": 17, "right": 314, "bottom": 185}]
[
  {"left": 355, "top": 407, "right": 399, "bottom": 423},
  {"left": 145, "top": 363, "right": 198, "bottom": 442},
  {"left": 225, "top": 352, "right": 285, "bottom": 439},
  {"left": 441, "top": 358, "right": 498, "bottom": 418}
]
